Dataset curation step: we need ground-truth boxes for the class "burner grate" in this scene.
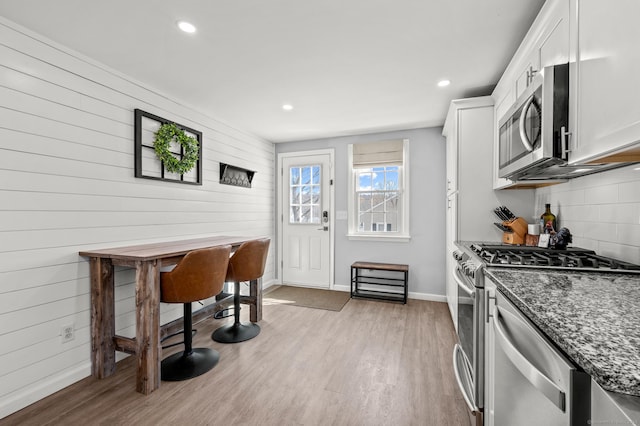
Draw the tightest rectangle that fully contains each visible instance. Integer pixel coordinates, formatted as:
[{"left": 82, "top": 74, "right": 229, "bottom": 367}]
[{"left": 470, "top": 244, "right": 640, "bottom": 272}]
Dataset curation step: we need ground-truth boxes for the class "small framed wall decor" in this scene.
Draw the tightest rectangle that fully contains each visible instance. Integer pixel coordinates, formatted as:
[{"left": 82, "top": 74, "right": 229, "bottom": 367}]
[{"left": 134, "top": 109, "right": 203, "bottom": 185}]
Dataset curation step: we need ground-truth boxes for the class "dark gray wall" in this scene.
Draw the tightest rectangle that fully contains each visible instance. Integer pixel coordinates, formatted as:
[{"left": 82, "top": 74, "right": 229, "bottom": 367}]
[{"left": 276, "top": 127, "right": 447, "bottom": 299}]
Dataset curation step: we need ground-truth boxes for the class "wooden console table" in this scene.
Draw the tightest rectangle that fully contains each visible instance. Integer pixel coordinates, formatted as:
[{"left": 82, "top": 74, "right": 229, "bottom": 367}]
[{"left": 79, "top": 236, "right": 264, "bottom": 395}]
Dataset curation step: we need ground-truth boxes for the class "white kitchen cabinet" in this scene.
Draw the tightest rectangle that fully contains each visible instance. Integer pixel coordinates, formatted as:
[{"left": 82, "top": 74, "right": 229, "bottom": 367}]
[
  {"left": 443, "top": 98, "right": 495, "bottom": 328},
  {"left": 538, "top": 0, "right": 569, "bottom": 70},
  {"left": 445, "top": 192, "right": 457, "bottom": 329},
  {"left": 514, "top": 58, "right": 538, "bottom": 100},
  {"left": 568, "top": 0, "right": 640, "bottom": 165},
  {"left": 443, "top": 98, "right": 534, "bottom": 328},
  {"left": 511, "top": 0, "right": 570, "bottom": 101},
  {"left": 444, "top": 105, "right": 460, "bottom": 327}
]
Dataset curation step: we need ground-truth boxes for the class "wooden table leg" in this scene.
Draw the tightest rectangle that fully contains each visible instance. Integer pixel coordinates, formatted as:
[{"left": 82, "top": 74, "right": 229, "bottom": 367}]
[
  {"left": 90, "top": 257, "right": 116, "bottom": 378},
  {"left": 249, "top": 277, "right": 262, "bottom": 322},
  {"left": 135, "top": 260, "right": 161, "bottom": 394}
]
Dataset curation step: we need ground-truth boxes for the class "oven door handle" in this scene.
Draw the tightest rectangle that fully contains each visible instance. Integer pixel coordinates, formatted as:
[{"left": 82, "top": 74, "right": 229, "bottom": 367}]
[
  {"left": 453, "top": 344, "right": 479, "bottom": 414},
  {"left": 493, "top": 305, "right": 567, "bottom": 411},
  {"left": 453, "top": 266, "right": 475, "bottom": 299}
]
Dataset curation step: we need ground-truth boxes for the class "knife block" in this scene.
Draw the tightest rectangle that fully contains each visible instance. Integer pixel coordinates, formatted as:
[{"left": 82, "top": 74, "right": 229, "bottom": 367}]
[{"left": 501, "top": 217, "right": 528, "bottom": 245}]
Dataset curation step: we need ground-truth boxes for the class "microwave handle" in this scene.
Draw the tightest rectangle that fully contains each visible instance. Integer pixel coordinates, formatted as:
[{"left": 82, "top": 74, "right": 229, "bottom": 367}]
[{"left": 518, "top": 96, "right": 535, "bottom": 152}]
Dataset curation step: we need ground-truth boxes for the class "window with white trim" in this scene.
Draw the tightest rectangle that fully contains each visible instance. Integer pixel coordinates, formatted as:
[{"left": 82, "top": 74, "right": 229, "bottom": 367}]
[{"left": 347, "top": 139, "right": 410, "bottom": 241}]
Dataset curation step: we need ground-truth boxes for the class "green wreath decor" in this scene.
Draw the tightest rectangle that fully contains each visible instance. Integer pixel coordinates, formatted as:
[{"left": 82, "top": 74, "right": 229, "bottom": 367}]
[{"left": 153, "top": 123, "right": 200, "bottom": 174}]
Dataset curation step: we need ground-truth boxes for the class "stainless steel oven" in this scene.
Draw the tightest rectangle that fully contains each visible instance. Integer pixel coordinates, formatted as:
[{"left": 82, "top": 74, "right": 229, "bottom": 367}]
[{"left": 452, "top": 248, "right": 485, "bottom": 425}]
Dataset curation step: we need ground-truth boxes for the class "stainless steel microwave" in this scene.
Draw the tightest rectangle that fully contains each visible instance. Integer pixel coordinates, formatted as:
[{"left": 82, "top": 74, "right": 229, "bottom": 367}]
[{"left": 498, "top": 63, "right": 570, "bottom": 180}]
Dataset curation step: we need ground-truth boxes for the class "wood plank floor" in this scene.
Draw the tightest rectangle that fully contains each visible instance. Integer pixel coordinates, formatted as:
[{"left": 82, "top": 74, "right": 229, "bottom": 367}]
[{"left": 2, "top": 296, "right": 473, "bottom": 426}]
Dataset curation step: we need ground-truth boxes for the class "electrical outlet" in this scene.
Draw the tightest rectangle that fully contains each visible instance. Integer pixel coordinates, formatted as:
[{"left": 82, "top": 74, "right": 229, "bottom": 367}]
[{"left": 61, "top": 324, "right": 75, "bottom": 343}]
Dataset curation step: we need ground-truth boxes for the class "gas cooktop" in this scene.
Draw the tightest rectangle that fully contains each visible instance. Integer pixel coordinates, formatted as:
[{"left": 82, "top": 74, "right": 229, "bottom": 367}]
[{"left": 469, "top": 243, "right": 640, "bottom": 273}]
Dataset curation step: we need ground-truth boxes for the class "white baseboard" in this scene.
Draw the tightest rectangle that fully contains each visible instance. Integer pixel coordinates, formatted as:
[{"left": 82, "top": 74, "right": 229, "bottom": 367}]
[
  {"left": 262, "top": 278, "right": 278, "bottom": 290},
  {"left": 0, "top": 362, "right": 91, "bottom": 420},
  {"left": 407, "top": 292, "right": 447, "bottom": 303},
  {"left": 332, "top": 284, "right": 351, "bottom": 292}
]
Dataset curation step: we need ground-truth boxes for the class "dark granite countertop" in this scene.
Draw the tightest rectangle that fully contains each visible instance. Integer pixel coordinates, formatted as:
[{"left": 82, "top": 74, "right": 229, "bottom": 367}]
[{"left": 483, "top": 267, "right": 640, "bottom": 398}]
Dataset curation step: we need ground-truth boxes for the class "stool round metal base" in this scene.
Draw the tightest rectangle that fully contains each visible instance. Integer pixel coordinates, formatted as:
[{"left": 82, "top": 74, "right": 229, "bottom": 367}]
[
  {"left": 161, "top": 348, "right": 220, "bottom": 381},
  {"left": 212, "top": 322, "right": 260, "bottom": 343}
]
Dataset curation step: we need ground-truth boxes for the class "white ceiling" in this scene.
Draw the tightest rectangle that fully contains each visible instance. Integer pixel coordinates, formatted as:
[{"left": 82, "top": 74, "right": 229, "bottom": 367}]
[{"left": 0, "top": 0, "right": 545, "bottom": 143}]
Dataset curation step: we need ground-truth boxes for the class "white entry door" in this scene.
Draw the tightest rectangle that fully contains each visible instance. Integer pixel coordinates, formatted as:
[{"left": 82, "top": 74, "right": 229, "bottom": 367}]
[{"left": 280, "top": 152, "right": 333, "bottom": 288}]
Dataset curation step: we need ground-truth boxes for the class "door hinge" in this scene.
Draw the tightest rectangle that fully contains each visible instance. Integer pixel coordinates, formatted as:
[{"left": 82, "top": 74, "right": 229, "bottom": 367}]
[
  {"left": 330, "top": 179, "right": 334, "bottom": 185},
  {"left": 281, "top": 260, "right": 283, "bottom": 268}
]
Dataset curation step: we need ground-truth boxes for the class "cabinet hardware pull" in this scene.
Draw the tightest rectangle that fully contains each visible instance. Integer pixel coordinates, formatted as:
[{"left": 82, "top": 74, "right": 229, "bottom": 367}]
[{"left": 560, "top": 126, "right": 572, "bottom": 160}]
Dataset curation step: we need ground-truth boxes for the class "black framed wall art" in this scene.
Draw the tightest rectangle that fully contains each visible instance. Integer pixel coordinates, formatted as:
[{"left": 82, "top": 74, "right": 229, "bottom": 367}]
[{"left": 134, "top": 109, "right": 203, "bottom": 185}]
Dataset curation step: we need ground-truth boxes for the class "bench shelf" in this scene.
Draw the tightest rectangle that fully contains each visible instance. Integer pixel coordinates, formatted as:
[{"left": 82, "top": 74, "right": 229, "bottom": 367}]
[{"left": 350, "top": 261, "right": 408, "bottom": 304}]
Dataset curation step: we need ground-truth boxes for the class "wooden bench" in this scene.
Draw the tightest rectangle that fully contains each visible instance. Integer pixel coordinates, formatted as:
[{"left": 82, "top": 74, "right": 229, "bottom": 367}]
[{"left": 350, "top": 261, "right": 409, "bottom": 304}]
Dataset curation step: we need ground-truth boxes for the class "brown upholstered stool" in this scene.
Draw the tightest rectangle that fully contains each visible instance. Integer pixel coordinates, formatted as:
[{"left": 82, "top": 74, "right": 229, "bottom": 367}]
[
  {"left": 212, "top": 238, "right": 270, "bottom": 343},
  {"left": 160, "top": 246, "right": 231, "bottom": 381}
]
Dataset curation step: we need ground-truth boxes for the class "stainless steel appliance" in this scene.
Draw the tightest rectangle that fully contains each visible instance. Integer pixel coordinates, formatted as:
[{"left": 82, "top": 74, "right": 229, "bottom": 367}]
[
  {"left": 492, "top": 290, "right": 591, "bottom": 425},
  {"left": 497, "top": 64, "right": 628, "bottom": 181},
  {"left": 452, "top": 242, "right": 640, "bottom": 425},
  {"left": 452, "top": 249, "right": 485, "bottom": 425}
]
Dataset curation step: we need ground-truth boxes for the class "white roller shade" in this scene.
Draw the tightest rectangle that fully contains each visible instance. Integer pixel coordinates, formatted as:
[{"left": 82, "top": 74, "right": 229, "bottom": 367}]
[{"left": 352, "top": 139, "right": 404, "bottom": 168}]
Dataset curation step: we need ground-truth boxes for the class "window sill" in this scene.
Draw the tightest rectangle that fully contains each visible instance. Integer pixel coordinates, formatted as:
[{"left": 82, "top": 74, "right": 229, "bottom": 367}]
[{"left": 347, "top": 233, "right": 411, "bottom": 243}]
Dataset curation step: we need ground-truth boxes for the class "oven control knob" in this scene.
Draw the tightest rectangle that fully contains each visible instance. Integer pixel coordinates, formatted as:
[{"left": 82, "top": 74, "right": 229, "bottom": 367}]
[
  {"left": 461, "top": 261, "right": 473, "bottom": 277},
  {"left": 462, "top": 261, "right": 477, "bottom": 279}
]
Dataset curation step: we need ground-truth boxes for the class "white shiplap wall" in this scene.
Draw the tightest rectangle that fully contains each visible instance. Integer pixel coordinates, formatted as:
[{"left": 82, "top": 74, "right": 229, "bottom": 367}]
[
  {"left": 0, "top": 17, "right": 275, "bottom": 418},
  {"left": 535, "top": 164, "right": 640, "bottom": 264}
]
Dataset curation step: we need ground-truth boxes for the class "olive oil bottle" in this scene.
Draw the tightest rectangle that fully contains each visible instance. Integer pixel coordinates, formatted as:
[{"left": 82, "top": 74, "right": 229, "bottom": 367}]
[{"left": 540, "top": 204, "right": 557, "bottom": 233}]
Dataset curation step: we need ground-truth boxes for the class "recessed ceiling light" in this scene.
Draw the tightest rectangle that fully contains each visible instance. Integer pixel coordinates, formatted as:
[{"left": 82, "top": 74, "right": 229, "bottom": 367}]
[
  {"left": 177, "top": 21, "right": 196, "bottom": 33},
  {"left": 437, "top": 80, "right": 451, "bottom": 87},
  {"left": 282, "top": 104, "right": 294, "bottom": 111}
]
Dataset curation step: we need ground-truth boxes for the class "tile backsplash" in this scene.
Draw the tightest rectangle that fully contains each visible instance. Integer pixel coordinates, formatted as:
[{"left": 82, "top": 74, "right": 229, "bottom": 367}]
[{"left": 534, "top": 164, "right": 640, "bottom": 264}]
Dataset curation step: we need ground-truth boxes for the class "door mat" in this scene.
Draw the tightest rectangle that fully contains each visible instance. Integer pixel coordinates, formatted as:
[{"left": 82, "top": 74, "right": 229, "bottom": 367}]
[{"left": 264, "top": 285, "right": 350, "bottom": 312}]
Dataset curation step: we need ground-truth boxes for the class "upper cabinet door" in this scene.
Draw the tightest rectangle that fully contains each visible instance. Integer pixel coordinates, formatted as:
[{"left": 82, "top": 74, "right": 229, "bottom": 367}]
[
  {"left": 569, "top": 0, "right": 640, "bottom": 164},
  {"left": 515, "top": 59, "right": 539, "bottom": 100},
  {"left": 538, "top": 0, "right": 570, "bottom": 69},
  {"left": 515, "top": 0, "right": 569, "bottom": 100}
]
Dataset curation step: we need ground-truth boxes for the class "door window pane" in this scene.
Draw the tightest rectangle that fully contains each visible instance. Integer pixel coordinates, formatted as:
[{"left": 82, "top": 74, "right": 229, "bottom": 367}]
[
  {"left": 289, "top": 165, "right": 321, "bottom": 224},
  {"left": 290, "top": 167, "right": 300, "bottom": 185}
]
